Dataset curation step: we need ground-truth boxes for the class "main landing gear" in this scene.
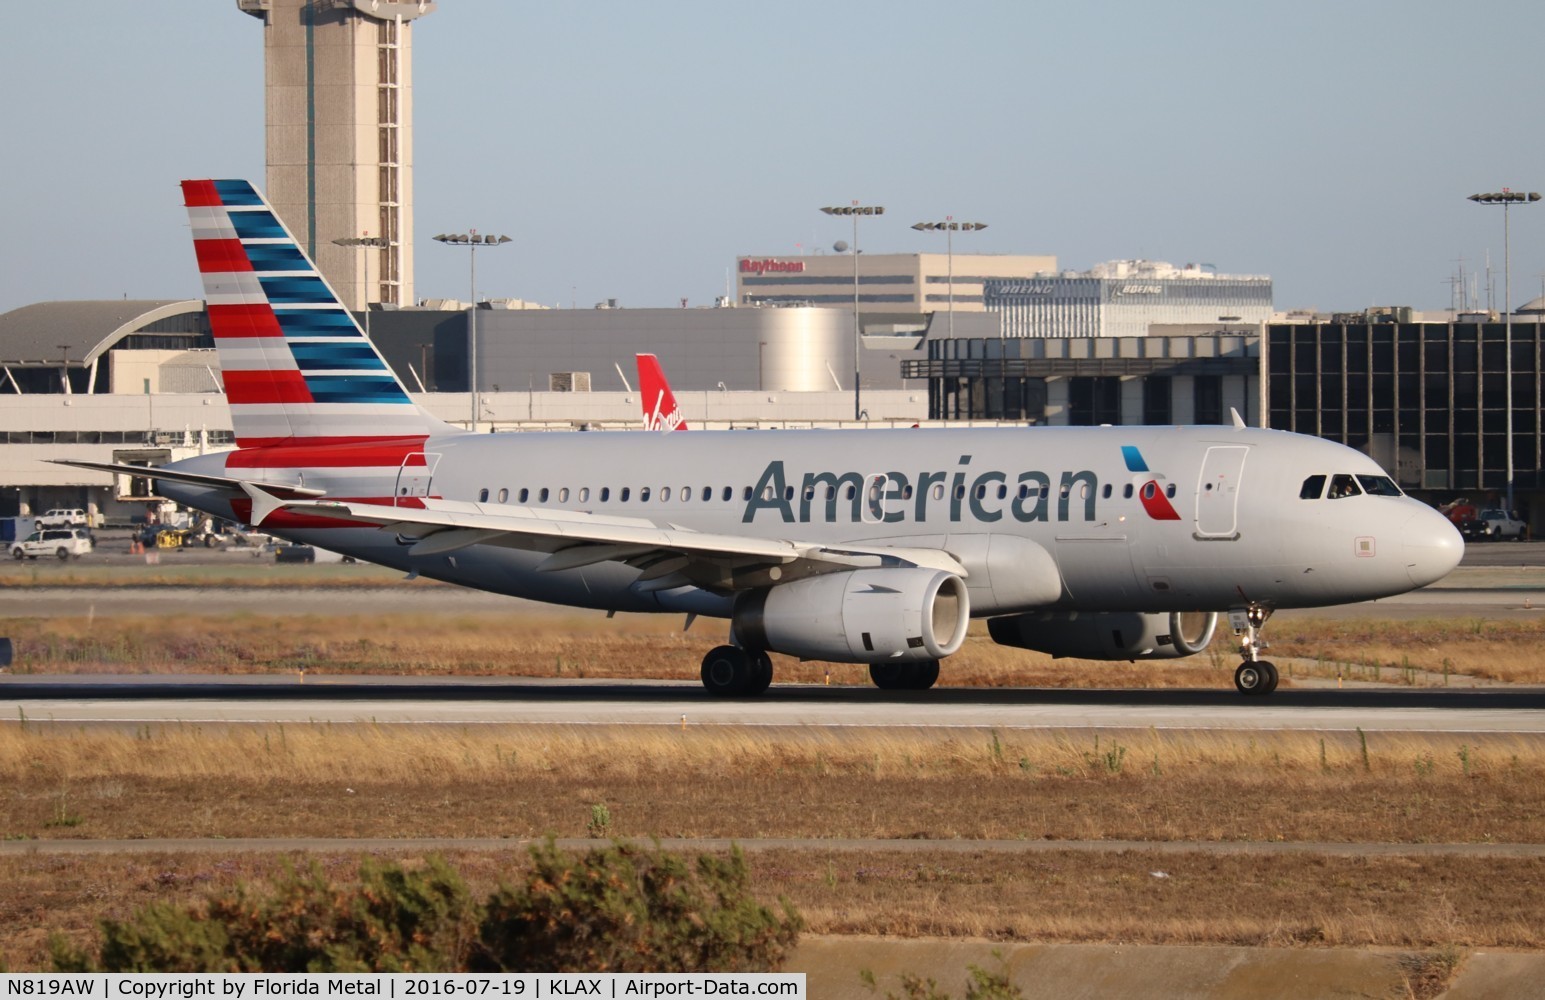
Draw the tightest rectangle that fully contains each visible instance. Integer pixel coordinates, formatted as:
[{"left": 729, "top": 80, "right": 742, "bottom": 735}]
[
  {"left": 1231, "top": 604, "right": 1279, "bottom": 696},
  {"left": 869, "top": 661, "right": 940, "bottom": 691},
  {"left": 700, "top": 645, "right": 774, "bottom": 698}
]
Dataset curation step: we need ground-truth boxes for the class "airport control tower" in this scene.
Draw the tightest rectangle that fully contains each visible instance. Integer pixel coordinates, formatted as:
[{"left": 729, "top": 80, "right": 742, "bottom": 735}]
[{"left": 237, "top": 0, "right": 435, "bottom": 312}]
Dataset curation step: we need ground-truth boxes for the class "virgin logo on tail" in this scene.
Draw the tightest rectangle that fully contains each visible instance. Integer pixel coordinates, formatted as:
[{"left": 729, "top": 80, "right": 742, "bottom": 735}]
[
  {"left": 1122, "top": 445, "right": 1182, "bottom": 521},
  {"left": 637, "top": 353, "right": 688, "bottom": 432}
]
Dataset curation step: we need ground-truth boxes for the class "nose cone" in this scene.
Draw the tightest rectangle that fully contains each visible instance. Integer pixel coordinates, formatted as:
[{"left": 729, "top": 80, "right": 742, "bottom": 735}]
[{"left": 1402, "top": 507, "right": 1464, "bottom": 588}]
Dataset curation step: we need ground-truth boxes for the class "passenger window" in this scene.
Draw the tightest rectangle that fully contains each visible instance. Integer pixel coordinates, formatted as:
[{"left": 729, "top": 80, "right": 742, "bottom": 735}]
[
  {"left": 904, "top": 485, "right": 914, "bottom": 500},
  {"left": 518, "top": 488, "right": 528, "bottom": 503},
  {"left": 539, "top": 488, "right": 549, "bottom": 503},
  {"left": 1101, "top": 484, "right": 1111, "bottom": 499},
  {"left": 722, "top": 486, "right": 732, "bottom": 502},
  {"left": 762, "top": 486, "right": 775, "bottom": 501},
  {"left": 702, "top": 487, "right": 712, "bottom": 501},
  {"left": 620, "top": 487, "right": 630, "bottom": 502},
  {"left": 600, "top": 487, "right": 610, "bottom": 502},
  {"left": 558, "top": 488, "right": 569, "bottom": 503},
  {"left": 846, "top": 485, "right": 857, "bottom": 501},
  {"left": 1299, "top": 475, "right": 1326, "bottom": 500},
  {"left": 661, "top": 487, "right": 671, "bottom": 502},
  {"left": 1165, "top": 484, "right": 1176, "bottom": 499},
  {"left": 579, "top": 488, "right": 590, "bottom": 503},
  {"left": 496, "top": 488, "right": 508, "bottom": 503},
  {"left": 744, "top": 486, "right": 753, "bottom": 501},
  {"left": 1327, "top": 474, "right": 1362, "bottom": 500},
  {"left": 784, "top": 485, "right": 795, "bottom": 501},
  {"left": 956, "top": 485, "right": 967, "bottom": 500},
  {"left": 973, "top": 484, "right": 986, "bottom": 500},
  {"left": 640, "top": 487, "right": 651, "bottom": 502},
  {"left": 997, "top": 484, "right": 1007, "bottom": 500},
  {"left": 1123, "top": 484, "right": 1134, "bottom": 499},
  {"left": 1356, "top": 474, "right": 1403, "bottom": 497},
  {"left": 479, "top": 488, "right": 489, "bottom": 502}
]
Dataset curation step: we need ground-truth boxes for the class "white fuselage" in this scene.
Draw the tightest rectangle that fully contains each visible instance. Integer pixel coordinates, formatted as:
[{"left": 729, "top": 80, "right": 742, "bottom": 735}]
[{"left": 164, "top": 424, "right": 1463, "bottom": 620}]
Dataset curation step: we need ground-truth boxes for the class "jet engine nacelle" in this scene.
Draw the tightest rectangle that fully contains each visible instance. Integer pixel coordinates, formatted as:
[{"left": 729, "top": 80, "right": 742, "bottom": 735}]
[
  {"left": 734, "top": 568, "right": 970, "bottom": 663},
  {"left": 987, "top": 610, "right": 1218, "bottom": 660}
]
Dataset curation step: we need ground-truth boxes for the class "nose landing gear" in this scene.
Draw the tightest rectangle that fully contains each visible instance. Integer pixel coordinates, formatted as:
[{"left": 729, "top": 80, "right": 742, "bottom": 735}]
[{"left": 1230, "top": 604, "right": 1279, "bottom": 696}]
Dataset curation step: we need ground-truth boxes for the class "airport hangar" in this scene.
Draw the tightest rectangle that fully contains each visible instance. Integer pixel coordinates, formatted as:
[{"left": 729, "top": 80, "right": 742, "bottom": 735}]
[{"left": 3, "top": 263, "right": 1542, "bottom": 533}]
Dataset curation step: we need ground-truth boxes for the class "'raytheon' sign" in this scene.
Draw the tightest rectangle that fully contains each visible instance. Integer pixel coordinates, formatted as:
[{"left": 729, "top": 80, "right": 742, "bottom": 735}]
[{"left": 740, "top": 259, "right": 806, "bottom": 275}]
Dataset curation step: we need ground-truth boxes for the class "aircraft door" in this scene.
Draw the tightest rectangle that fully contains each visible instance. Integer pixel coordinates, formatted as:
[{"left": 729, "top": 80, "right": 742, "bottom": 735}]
[
  {"left": 394, "top": 452, "right": 441, "bottom": 506},
  {"left": 1194, "top": 446, "right": 1248, "bottom": 539}
]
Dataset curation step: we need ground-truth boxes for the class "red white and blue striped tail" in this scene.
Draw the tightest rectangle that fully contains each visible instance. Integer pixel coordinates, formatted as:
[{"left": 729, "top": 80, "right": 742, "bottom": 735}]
[{"left": 183, "top": 179, "right": 450, "bottom": 450}]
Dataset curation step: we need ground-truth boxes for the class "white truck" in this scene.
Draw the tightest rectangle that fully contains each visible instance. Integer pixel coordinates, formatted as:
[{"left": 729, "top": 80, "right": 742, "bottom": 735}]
[
  {"left": 11, "top": 527, "right": 94, "bottom": 560},
  {"left": 37, "top": 508, "right": 89, "bottom": 528}
]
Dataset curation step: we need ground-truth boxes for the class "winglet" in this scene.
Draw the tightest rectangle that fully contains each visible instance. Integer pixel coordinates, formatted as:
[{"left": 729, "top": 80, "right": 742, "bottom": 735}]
[
  {"left": 1230, "top": 407, "right": 1247, "bottom": 430},
  {"left": 239, "top": 481, "right": 290, "bottom": 527}
]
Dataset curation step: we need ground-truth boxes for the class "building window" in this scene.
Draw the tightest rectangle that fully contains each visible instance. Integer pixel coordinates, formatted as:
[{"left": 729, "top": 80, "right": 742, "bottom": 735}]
[{"left": 1142, "top": 377, "right": 1172, "bottom": 425}]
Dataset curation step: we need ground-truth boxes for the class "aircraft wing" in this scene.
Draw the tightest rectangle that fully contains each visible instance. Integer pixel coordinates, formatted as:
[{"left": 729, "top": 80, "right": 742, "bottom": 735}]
[{"left": 259, "top": 493, "right": 966, "bottom": 593}]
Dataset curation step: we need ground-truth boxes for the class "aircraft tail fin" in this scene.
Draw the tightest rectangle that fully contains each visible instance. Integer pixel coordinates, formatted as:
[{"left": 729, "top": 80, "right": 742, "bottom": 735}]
[
  {"left": 637, "top": 353, "right": 689, "bottom": 431},
  {"left": 182, "top": 179, "right": 452, "bottom": 449}
]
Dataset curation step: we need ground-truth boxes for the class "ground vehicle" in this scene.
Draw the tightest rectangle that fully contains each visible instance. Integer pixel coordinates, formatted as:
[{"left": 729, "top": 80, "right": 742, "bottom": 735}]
[
  {"left": 11, "top": 528, "right": 93, "bottom": 560},
  {"left": 37, "top": 508, "right": 88, "bottom": 528},
  {"left": 1459, "top": 509, "right": 1527, "bottom": 541}
]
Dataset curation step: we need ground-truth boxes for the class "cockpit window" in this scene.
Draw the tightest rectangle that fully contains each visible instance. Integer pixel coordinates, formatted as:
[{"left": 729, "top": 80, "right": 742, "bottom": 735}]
[
  {"left": 1356, "top": 474, "right": 1403, "bottom": 497},
  {"left": 1327, "top": 474, "right": 1362, "bottom": 499},
  {"left": 1299, "top": 475, "right": 1326, "bottom": 500}
]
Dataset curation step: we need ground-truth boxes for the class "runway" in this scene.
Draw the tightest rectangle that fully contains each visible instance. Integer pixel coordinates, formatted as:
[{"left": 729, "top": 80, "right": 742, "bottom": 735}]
[{"left": 3, "top": 674, "right": 1543, "bottom": 733}]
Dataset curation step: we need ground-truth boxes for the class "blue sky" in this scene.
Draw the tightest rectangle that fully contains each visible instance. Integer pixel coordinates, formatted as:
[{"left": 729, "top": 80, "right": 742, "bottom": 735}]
[{"left": 3, "top": 1, "right": 1543, "bottom": 315}]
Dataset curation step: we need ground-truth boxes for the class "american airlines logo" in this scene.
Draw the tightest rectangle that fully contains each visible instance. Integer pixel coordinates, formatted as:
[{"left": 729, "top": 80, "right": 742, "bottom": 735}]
[{"left": 740, "top": 259, "right": 806, "bottom": 275}]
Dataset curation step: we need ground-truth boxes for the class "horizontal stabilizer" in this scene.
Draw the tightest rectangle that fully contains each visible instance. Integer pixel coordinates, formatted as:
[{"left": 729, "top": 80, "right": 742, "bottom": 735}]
[{"left": 49, "top": 459, "right": 325, "bottom": 499}]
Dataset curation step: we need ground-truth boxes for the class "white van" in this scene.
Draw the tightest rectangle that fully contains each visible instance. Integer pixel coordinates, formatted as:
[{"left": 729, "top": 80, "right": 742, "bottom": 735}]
[{"left": 11, "top": 528, "right": 94, "bottom": 560}]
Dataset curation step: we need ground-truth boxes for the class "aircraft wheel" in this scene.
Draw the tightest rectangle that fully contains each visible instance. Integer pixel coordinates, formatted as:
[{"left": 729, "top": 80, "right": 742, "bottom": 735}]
[
  {"left": 870, "top": 662, "right": 939, "bottom": 690},
  {"left": 1234, "top": 661, "right": 1274, "bottom": 697},
  {"left": 910, "top": 660, "right": 941, "bottom": 690},
  {"left": 744, "top": 651, "right": 774, "bottom": 696},
  {"left": 701, "top": 645, "right": 753, "bottom": 697}
]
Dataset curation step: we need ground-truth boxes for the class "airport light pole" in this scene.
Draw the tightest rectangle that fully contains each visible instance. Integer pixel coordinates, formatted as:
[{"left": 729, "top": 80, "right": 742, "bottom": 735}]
[
  {"left": 1468, "top": 189, "right": 1541, "bottom": 514},
  {"left": 821, "top": 202, "right": 884, "bottom": 421},
  {"left": 332, "top": 236, "right": 389, "bottom": 339},
  {"left": 911, "top": 218, "right": 988, "bottom": 340},
  {"left": 433, "top": 231, "right": 512, "bottom": 432}
]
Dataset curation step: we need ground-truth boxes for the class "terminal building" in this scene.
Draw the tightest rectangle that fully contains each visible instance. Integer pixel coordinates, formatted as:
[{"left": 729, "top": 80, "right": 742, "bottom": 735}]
[
  {"left": 737, "top": 253, "right": 1056, "bottom": 311},
  {"left": 986, "top": 260, "right": 1273, "bottom": 339}
]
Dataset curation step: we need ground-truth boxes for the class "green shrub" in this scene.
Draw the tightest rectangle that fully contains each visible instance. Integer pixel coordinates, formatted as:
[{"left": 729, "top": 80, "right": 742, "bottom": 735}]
[
  {"left": 56, "top": 856, "right": 478, "bottom": 972},
  {"left": 54, "top": 844, "right": 799, "bottom": 974},
  {"left": 473, "top": 840, "right": 802, "bottom": 973}
]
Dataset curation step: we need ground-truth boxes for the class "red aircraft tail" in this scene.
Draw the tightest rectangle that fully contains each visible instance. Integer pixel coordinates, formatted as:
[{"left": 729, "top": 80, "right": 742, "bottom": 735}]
[{"left": 637, "top": 353, "right": 688, "bottom": 431}]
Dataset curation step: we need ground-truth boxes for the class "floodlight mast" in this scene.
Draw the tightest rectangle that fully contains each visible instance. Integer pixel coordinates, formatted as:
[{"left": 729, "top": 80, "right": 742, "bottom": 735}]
[
  {"left": 332, "top": 236, "right": 389, "bottom": 339},
  {"left": 912, "top": 219, "right": 989, "bottom": 341},
  {"left": 1467, "top": 190, "right": 1541, "bottom": 512},
  {"left": 433, "top": 231, "right": 513, "bottom": 431},
  {"left": 820, "top": 203, "right": 884, "bottom": 421}
]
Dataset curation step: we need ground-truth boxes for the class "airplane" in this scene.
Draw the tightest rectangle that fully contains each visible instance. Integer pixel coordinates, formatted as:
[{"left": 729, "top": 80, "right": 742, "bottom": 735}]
[
  {"left": 62, "top": 180, "right": 1465, "bottom": 698},
  {"left": 637, "top": 353, "right": 688, "bottom": 431}
]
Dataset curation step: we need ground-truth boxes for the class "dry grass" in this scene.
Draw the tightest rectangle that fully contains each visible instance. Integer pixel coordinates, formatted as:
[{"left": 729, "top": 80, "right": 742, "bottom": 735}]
[
  {"left": 1268, "top": 617, "right": 1545, "bottom": 685},
  {"left": 0, "top": 847, "right": 1539, "bottom": 971},
  {"left": 7, "top": 603, "right": 1545, "bottom": 686},
  {"left": 3, "top": 725, "right": 1543, "bottom": 844}
]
